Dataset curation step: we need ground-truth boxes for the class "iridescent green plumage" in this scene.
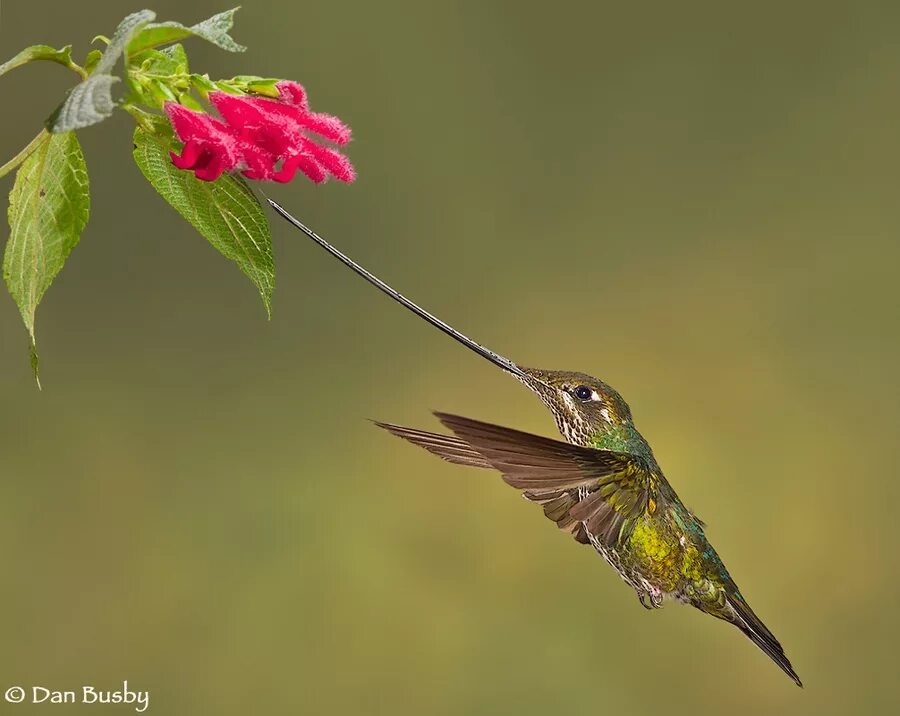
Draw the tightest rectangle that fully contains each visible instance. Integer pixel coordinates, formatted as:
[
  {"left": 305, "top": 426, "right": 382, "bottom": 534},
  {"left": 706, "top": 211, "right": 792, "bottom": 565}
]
[
  {"left": 379, "top": 397, "right": 800, "bottom": 687},
  {"left": 268, "top": 199, "right": 803, "bottom": 688}
]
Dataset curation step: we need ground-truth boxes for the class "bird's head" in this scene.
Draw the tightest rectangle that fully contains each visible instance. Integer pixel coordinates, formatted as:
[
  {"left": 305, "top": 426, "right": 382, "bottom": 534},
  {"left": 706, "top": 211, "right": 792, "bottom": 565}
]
[{"left": 518, "top": 367, "right": 634, "bottom": 446}]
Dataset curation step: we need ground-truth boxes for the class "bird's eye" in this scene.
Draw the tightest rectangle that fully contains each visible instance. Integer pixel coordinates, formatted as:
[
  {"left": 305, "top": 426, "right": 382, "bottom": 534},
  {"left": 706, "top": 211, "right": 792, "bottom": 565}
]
[{"left": 573, "top": 385, "right": 593, "bottom": 401}]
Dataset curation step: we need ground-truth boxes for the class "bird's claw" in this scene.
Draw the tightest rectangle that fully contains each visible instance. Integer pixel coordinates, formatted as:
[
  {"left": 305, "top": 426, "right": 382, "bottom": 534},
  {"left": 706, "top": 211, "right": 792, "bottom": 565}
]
[{"left": 638, "top": 589, "right": 663, "bottom": 610}]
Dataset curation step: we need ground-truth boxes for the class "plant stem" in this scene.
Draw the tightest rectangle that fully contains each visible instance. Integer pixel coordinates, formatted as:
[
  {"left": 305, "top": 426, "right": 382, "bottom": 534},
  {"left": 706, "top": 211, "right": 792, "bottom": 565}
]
[
  {"left": 69, "top": 62, "right": 88, "bottom": 80},
  {"left": 0, "top": 129, "right": 49, "bottom": 180},
  {"left": 123, "top": 105, "right": 157, "bottom": 134}
]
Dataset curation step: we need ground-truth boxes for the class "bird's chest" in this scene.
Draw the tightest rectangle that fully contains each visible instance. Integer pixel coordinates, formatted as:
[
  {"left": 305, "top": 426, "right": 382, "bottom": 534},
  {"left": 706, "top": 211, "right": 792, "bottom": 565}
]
[
  {"left": 624, "top": 515, "right": 691, "bottom": 594},
  {"left": 587, "top": 535, "right": 650, "bottom": 592},
  {"left": 577, "top": 487, "right": 657, "bottom": 593},
  {"left": 582, "top": 505, "right": 688, "bottom": 596}
]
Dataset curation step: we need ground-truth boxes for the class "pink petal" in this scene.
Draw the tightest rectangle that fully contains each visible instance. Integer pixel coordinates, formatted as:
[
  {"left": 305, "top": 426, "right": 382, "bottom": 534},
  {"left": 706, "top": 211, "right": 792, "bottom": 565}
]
[
  {"left": 170, "top": 141, "right": 203, "bottom": 169},
  {"left": 209, "top": 92, "right": 267, "bottom": 129},
  {"left": 237, "top": 141, "right": 278, "bottom": 180},
  {"left": 244, "top": 100, "right": 350, "bottom": 145},
  {"left": 301, "top": 140, "right": 356, "bottom": 182},
  {"left": 276, "top": 81, "right": 309, "bottom": 109},
  {"left": 165, "top": 102, "right": 230, "bottom": 141},
  {"left": 242, "top": 123, "right": 296, "bottom": 158},
  {"left": 298, "top": 112, "right": 352, "bottom": 145},
  {"left": 193, "top": 157, "right": 227, "bottom": 181},
  {"left": 167, "top": 81, "right": 355, "bottom": 185},
  {"left": 182, "top": 147, "right": 227, "bottom": 181},
  {"left": 274, "top": 154, "right": 326, "bottom": 183}
]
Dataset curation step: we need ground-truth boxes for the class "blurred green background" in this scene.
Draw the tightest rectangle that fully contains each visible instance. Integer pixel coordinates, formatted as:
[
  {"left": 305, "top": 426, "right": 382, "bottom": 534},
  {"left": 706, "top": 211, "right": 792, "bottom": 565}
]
[{"left": 2, "top": 1, "right": 899, "bottom": 713}]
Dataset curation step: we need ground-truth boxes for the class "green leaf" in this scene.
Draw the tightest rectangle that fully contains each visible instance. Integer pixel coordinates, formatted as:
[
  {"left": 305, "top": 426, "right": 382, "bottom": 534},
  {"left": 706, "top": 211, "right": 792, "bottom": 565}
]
[
  {"left": 132, "top": 44, "right": 189, "bottom": 76},
  {"left": 133, "top": 111, "right": 175, "bottom": 141},
  {"left": 0, "top": 44, "right": 73, "bottom": 78},
  {"left": 128, "top": 8, "right": 246, "bottom": 55},
  {"left": 46, "top": 10, "right": 156, "bottom": 133},
  {"left": 83, "top": 49, "right": 103, "bottom": 75},
  {"left": 177, "top": 93, "right": 204, "bottom": 111},
  {"left": 187, "top": 9, "right": 246, "bottom": 52},
  {"left": 128, "top": 44, "right": 192, "bottom": 108},
  {"left": 127, "top": 26, "right": 190, "bottom": 55},
  {"left": 231, "top": 75, "right": 282, "bottom": 97},
  {"left": 189, "top": 73, "right": 217, "bottom": 97},
  {"left": 147, "top": 79, "right": 178, "bottom": 104},
  {"left": 94, "top": 9, "right": 157, "bottom": 75},
  {"left": 4, "top": 131, "right": 90, "bottom": 384},
  {"left": 212, "top": 81, "right": 243, "bottom": 95},
  {"left": 162, "top": 44, "right": 189, "bottom": 73},
  {"left": 45, "top": 74, "right": 120, "bottom": 133},
  {"left": 135, "top": 48, "right": 180, "bottom": 76},
  {"left": 245, "top": 81, "right": 280, "bottom": 98},
  {"left": 132, "top": 127, "right": 274, "bottom": 316}
]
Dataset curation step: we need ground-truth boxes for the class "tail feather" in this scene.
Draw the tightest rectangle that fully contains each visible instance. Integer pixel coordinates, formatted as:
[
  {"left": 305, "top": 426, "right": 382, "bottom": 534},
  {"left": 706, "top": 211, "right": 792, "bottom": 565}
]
[{"left": 728, "top": 596, "right": 802, "bottom": 687}]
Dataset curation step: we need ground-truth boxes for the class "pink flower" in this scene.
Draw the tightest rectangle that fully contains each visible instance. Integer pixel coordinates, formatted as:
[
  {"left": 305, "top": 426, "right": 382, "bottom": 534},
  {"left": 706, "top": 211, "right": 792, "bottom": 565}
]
[
  {"left": 164, "top": 81, "right": 355, "bottom": 184},
  {"left": 165, "top": 104, "right": 241, "bottom": 182}
]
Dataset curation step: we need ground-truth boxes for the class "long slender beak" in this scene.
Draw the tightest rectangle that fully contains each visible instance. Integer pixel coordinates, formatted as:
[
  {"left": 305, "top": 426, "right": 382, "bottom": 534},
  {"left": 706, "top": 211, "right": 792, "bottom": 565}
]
[{"left": 268, "top": 199, "right": 530, "bottom": 381}]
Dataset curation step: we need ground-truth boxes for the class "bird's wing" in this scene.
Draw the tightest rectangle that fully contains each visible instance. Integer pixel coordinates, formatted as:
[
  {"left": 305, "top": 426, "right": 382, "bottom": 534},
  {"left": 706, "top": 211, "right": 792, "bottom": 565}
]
[
  {"left": 377, "top": 413, "right": 660, "bottom": 547},
  {"left": 374, "top": 421, "right": 493, "bottom": 469}
]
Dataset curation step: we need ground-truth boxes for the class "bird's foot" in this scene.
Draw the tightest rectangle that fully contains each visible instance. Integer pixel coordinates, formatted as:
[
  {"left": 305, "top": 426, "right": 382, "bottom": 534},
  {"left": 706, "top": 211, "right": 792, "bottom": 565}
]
[{"left": 638, "top": 588, "right": 664, "bottom": 610}]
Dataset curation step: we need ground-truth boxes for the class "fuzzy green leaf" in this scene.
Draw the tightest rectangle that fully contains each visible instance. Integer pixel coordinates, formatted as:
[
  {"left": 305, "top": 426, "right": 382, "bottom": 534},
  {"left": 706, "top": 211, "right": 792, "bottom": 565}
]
[
  {"left": 162, "top": 44, "right": 189, "bottom": 73},
  {"left": 45, "top": 74, "right": 120, "bottom": 133},
  {"left": 128, "top": 8, "right": 246, "bottom": 55},
  {"left": 135, "top": 48, "right": 183, "bottom": 77},
  {"left": 4, "top": 131, "right": 90, "bottom": 384},
  {"left": 46, "top": 10, "right": 156, "bottom": 133},
  {"left": 0, "top": 44, "right": 73, "bottom": 78},
  {"left": 132, "top": 128, "right": 273, "bottom": 315},
  {"left": 187, "top": 8, "right": 245, "bottom": 51},
  {"left": 94, "top": 9, "right": 156, "bottom": 74}
]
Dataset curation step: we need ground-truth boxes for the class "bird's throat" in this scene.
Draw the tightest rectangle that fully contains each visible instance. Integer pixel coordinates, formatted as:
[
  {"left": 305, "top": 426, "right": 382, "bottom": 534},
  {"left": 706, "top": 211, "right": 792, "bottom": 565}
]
[{"left": 590, "top": 423, "right": 656, "bottom": 465}]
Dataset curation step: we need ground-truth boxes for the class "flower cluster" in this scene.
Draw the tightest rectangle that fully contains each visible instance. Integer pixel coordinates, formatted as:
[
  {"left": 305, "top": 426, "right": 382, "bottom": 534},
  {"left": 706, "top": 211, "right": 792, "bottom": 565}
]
[{"left": 165, "top": 81, "right": 355, "bottom": 184}]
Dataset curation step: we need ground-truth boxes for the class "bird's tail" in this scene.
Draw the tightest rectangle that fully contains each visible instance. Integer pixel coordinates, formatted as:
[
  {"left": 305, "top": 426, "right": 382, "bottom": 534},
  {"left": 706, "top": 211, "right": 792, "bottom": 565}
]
[{"left": 727, "top": 595, "right": 802, "bottom": 687}]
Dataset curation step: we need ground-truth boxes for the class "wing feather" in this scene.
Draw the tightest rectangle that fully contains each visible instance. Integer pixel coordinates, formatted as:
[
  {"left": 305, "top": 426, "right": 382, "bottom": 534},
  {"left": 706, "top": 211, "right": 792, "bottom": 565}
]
[
  {"left": 376, "top": 413, "right": 659, "bottom": 548},
  {"left": 375, "top": 421, "right": 493, "bottom": 469}
]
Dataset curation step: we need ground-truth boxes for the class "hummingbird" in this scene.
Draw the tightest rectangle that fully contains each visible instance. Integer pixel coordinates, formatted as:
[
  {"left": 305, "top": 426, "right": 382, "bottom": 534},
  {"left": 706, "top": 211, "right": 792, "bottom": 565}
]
[{"left": 268, "top": 199, "right": 802, "bottom": 687}]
